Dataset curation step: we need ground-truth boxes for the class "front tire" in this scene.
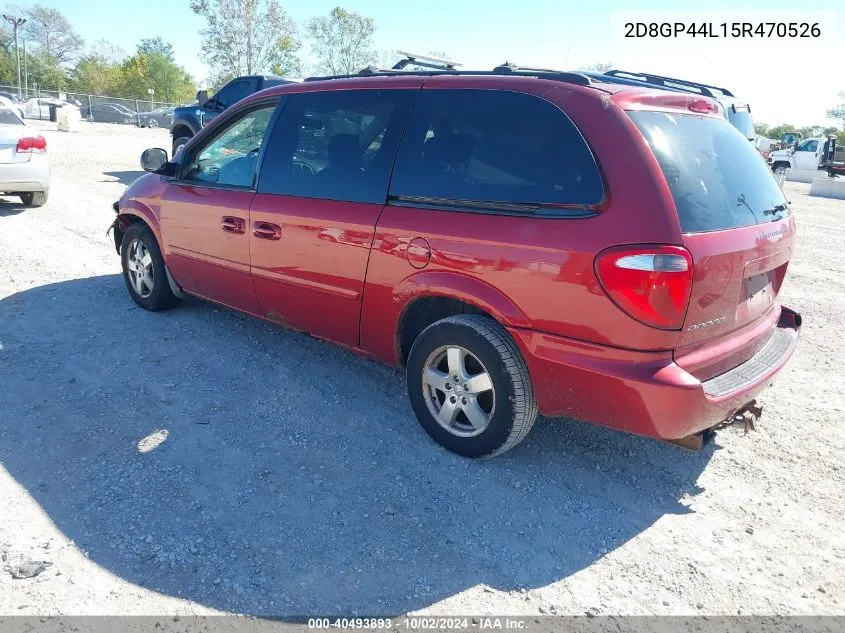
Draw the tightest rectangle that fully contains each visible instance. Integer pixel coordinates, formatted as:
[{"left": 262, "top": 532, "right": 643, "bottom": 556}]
[
  {"left": 772, "top": 163, "right": 789, "bottom": 176},
  {"left": 120, "top": 223, "right": 180, "bottom": 311},
  {"left": 172, "top": 135, "right": 191, "bottom": 156},
  {"left": 20, "top": 191, "right": 48, "bottom": 207},
  {"left": 406, "top": 314, "right": 538, "bottom": 458}
]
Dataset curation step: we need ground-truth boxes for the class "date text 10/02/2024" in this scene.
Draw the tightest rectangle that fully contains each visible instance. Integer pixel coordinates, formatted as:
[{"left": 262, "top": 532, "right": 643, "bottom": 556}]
[
  {"left": 308, "top": 618, "right": 527, "bottom": 630},
  {"left": 624, "top": 22, "right": 821, "bottom": 38}
]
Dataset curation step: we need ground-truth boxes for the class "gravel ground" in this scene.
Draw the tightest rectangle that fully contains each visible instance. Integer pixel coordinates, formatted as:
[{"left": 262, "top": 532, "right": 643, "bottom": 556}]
[{"left": 0, "top": 121, "right": 843, "bottom": 618}]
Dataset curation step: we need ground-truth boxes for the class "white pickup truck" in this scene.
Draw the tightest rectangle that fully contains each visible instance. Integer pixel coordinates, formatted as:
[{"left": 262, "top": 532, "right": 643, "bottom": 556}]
[{"left": 768, "top": 137, "right": 832, "bottom": 175}]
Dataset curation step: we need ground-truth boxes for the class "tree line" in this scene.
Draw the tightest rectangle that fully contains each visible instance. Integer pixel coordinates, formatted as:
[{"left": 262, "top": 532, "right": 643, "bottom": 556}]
[
  {"left": 756, "top": 117, "right": 845, "bottom": 147},
  {"left": 0, "top": 6, "right": 196, "bottom": 102},
  {"left": 0, "top": 1, "right": 397, "bottom": 102}
]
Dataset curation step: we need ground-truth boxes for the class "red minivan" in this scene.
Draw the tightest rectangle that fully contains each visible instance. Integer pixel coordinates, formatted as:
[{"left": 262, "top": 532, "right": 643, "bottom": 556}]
[{"left": 112, "top": 64, "right": 800, "bottom": 458}]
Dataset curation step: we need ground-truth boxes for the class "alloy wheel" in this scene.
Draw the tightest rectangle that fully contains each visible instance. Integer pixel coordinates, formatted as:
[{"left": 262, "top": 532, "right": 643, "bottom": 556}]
[
  {"left": 422, "top": 345, "right": 496, "bottom": 437},
  {"left": 126, "top": 238, "right": 154, "bottom": 299}
]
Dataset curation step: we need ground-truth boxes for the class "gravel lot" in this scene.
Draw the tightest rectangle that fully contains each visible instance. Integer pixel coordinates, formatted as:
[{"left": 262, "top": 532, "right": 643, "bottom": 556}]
[{"left": 0, "top": 121, "right": 843, "bottom": 618}]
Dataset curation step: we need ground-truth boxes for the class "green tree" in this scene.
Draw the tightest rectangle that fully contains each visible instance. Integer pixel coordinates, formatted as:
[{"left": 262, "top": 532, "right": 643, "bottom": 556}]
[
  {"left": 21, "top": 4, "right": 84, "bottom": 64},
  {"left": 118, "top": 48, "right": 195, "bottom": 103},
  {"left": 306, "top": 6, "right": 375, "bottom": 75},
  {"left": 69, "top": 41, "right": 125, "bottom": 95},
  {"left": 827, "top": 92, "right": 845, "bottom": 127},
  {"left": 190, "top": 0, "right": 301, "bottom": 79},
  {"left": 26, "top": 50, "right": 70, "bottom": 90},
  {"left": 0, "top": 25, "right": 16, "bottom": 85},
  {"left": 137, "top": 36, "right": 174, "bottom": 61}
]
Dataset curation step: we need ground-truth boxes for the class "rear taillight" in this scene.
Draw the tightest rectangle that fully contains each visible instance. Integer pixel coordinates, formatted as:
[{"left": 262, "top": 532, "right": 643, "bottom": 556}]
[
  {"left": 595, "top": 245, "right": 693, "bottom": 330},
  {"left": 16, "top": 135, "right": 47, "bottom": 153}
]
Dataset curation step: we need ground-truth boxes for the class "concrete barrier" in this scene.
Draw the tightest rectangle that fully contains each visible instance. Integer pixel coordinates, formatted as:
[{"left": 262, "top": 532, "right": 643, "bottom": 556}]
[
  {"left": 809, "top": 176, "right": 845, "bottom": 201},
  {"left": 785, "top": 168, "right": 823, "bottom": 184}
]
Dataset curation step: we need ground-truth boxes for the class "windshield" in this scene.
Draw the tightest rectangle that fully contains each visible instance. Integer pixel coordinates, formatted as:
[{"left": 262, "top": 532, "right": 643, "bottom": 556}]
[
  {"left": 629, "top": 110, "right": 789, "bottom": 233},
  {"left": 725, "top": 105, "right": 755, "bottom": 141}
]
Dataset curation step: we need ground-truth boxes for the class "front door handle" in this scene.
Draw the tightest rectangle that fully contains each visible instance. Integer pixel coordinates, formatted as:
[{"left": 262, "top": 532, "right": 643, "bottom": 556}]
[
  {"left": 253, "top": 221, "right": 282, "bottom": 240},
  {"left": 221, "top": 216, "right": 246, "bottom": 234}
]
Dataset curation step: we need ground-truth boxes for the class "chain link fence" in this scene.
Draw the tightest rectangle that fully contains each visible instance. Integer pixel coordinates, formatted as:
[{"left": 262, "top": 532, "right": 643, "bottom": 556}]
[{"left": 0, "top": 84, "right": 188, "bottom": 128}]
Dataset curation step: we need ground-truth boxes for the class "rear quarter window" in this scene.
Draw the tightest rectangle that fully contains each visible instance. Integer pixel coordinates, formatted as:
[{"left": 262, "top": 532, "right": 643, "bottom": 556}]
[
  {"left": 629, "top": 110, "right": 788, "bottom": 233},
  {"left": 0, "top": 109, "right": 22, "bottom": 125},
  {"left": 389, "top": 89, "right": 604, "bottom": 209}
]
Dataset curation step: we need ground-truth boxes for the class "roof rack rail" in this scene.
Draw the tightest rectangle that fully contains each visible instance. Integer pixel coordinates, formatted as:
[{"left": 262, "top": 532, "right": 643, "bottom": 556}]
[
  {"left": 602, "top": 70, "right": 734, "bottom": 98},
  {"left": 493, "top": 62, "right": 593, "bottom": 86},
  {"left": 304, "top": 66, "right": 594, "bottom": 88},
  {"left": 392, "top": 51, "right": 462, "bottom": 71},
  {"left": 494, "top": 61, "right": 563, "bottom": 74}
]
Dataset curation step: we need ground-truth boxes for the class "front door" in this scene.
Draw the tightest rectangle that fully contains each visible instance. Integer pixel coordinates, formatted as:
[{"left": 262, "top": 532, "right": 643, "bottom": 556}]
[
  {"left": 159, "top": 99, "right": 279, "bottom": 314},
  {"left": 793, "top": 139, "right": 819, "bottom": 170},
  {"left": 249, "top": 87, "right": 418, "bottom": 346}
]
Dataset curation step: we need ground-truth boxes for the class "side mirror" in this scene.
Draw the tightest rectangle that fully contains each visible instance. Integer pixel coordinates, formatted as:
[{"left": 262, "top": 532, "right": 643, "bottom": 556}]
[
  {"left": 140, "top": 148, "right": 169, "bottom": 172},
  {"left": 196, "top": 89, "right": 208, "bottom": 104}
]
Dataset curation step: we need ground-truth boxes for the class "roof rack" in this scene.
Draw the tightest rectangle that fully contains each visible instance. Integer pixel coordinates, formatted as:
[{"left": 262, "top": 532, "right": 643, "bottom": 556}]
[
  {"left": 392, "top": 50, "right": 462, "bottom": 71},
  {"left": 602, "top": 70, "right": 734, "bottom": 98},
  {"left": 304, "top": 65, "right": 595, "bottom": 87},
  {"left": 493, "top": 62, "right": 563, "bottom": 74}
]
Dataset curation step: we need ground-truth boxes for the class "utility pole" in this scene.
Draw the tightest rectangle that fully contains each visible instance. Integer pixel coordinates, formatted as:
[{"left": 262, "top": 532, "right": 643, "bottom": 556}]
[
  {"left": 2, "top": 15, "right": 26, "bottom": 97},
  {"left": 23, "top": 40, "right": 28, "bottom": 98}
]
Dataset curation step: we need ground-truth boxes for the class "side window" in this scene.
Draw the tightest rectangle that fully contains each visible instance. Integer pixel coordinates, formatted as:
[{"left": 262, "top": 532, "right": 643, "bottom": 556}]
[
  {"left": 182, "top": 102, "right": 277, "bottom": 188},
  {"left": 797, "top": 140, "right": 818, "bottom": 153},
  {"left": 257, "top": 89, "right": 415, "bottom": 204},
  {"left": 389, "top": 89, "right": 604, "bottom": 208},
  {"left": 214, "top": 80, "right": 255, "bottom": 111}
]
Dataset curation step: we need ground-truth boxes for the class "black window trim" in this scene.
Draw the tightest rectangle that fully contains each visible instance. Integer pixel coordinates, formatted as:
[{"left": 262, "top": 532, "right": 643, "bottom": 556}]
[
  {"left": 385, "top": 87, "right": 607, "bottom": 217},
  {"left": 387, "top": 194, "right": 596, "bottom": 218},
  {"left": 169, "top": 95, "right": 284, "bottom": 192}
]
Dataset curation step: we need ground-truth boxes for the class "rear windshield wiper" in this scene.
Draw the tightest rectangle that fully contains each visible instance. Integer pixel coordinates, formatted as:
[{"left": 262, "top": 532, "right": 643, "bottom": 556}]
[{"left": 763, "top": 203, "right": 788, "bottom": 216}]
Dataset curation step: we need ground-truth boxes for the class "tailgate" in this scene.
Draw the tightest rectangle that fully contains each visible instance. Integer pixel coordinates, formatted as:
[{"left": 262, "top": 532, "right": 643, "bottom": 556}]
[
  {"left": 676, "top": 217, "right": 794, "bottom": 380},
  {"left": 627, "top": 109, "right": 794, "bottom": 381}
]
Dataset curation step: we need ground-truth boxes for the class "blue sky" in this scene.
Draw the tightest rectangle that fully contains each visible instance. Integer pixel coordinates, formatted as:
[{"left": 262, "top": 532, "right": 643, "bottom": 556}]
[{"left": 39, "top": 0, "right": 845, "bottom": 126}]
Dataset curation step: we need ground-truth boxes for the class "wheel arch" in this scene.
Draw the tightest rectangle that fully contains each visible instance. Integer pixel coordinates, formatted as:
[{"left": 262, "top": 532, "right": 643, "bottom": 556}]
[
  {"left": 115, "top": 201, "right": 162, "bottom": 254},
  {"left": 390, "top": 271, "right": 531, "bottom": 366},
  {"left": 170, "top": 119, "right": 197, "bottom": 139}
]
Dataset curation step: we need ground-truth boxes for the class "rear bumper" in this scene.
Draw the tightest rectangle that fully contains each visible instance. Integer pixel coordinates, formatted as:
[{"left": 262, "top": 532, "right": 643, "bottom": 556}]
[
  {"left": 0, "top": 156, "right": 51, "bottom": 192},
  {"left": 509, "top": 306, "right": 801, "bottom": 440}
]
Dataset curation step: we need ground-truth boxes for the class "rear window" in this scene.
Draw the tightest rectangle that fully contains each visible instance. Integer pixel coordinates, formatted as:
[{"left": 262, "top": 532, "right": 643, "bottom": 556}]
[
  {"left": 0, "top": 109, "right": 22, "bottom": 125},
  {"left": 629, "top": 111, "right": 788, "bottom": 233}
]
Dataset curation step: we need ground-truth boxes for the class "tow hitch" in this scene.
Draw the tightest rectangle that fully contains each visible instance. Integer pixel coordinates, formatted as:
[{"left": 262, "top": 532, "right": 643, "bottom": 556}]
[
  {"left": 719, "top": 399, "right": 763, "bottom": 434},
  {"left": 668, "top": 400, "right": 763, "bottom": 451}
]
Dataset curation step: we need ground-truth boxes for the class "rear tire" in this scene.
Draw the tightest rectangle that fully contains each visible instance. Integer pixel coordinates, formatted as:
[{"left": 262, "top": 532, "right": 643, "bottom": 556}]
[
  {"left": 406, "top": 314, "right": 538, "bottom": 458},
  {"left": 172, "top": 136, "right": 191, "bottom": 156},
  {"left": 20, "top": 191, "right": 48, "bottom": 207},
  {"left": 120, "top": 223, "right": 180, "bottom": 311}
]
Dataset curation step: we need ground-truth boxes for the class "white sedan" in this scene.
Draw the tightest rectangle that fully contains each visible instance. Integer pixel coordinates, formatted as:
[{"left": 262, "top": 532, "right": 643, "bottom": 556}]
[
  {"left": 0, "top": 95, "right": 25, "bottom": 119},
  {"left": 0, "top": 107, "right": 50, "bottom": 207}
]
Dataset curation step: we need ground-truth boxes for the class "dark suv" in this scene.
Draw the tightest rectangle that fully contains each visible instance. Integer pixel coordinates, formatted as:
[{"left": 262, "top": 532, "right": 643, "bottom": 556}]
[
  {"left": 170, "top": 75, "right": 296, "bottom": 155},
  {"left": 113, "top": 61, "right": 800, "bottom": 458}
]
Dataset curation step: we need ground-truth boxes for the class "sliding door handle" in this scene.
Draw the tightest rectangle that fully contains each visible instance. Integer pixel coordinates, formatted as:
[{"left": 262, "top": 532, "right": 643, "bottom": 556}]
[
  {"left": 253, "top": 221, "right": 282, "bottom": 240},
  {"left": 221, "top": 216, "right": 246, "bottom": 234}
]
